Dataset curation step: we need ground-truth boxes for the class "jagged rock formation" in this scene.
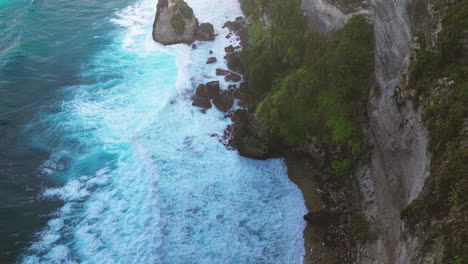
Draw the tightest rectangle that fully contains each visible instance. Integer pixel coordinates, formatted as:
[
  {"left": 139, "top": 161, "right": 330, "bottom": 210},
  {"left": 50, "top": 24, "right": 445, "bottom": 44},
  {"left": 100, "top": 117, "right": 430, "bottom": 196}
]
[{"left": 152, "top": 0, "right": 215, "bottom": 45}]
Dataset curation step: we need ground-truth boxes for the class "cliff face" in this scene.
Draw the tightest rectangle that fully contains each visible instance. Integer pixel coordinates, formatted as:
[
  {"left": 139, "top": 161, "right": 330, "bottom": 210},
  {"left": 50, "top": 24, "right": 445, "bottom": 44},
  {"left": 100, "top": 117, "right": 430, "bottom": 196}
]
[{"left": 301, "top": 0, "right": 439, "bottom": 262}]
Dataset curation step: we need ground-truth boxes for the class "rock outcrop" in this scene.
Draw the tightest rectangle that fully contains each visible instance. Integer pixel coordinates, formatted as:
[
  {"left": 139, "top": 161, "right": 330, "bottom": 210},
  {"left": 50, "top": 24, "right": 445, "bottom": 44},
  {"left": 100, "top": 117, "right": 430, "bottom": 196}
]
[
  {"left": 152, "top": 0, "right": 215, "bottom": 45},
  {"left": 225, "top": 110, "right": 271, "bottom": 160}
]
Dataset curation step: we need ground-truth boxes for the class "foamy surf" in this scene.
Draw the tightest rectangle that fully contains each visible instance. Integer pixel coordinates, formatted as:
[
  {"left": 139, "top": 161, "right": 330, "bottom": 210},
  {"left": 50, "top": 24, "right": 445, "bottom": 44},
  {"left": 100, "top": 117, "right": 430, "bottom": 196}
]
[{"left": 20, "top": 0, "right": 307, "bottom": 263}]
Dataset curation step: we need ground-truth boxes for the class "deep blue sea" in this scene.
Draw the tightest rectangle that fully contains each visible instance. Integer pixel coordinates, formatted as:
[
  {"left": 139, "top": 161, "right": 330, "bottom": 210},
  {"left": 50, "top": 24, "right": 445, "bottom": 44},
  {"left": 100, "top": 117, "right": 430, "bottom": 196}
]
[{"left": 0, "top": 0, "right": 307, "bottom": 263}]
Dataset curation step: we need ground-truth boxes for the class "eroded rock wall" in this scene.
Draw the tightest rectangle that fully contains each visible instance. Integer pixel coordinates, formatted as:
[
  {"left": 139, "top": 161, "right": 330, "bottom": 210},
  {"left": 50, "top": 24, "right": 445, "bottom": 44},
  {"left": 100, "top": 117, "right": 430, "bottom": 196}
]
[{"left": 301, "top": 0, "right": 437, "bottom": 262}]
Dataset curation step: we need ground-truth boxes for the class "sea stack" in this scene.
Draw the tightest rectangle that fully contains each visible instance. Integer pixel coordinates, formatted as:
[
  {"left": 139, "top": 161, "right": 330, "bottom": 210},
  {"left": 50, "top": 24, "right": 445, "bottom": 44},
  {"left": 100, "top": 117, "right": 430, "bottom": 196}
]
[{"left": 152, "top": 0, "right": 215, "bottom": 45}]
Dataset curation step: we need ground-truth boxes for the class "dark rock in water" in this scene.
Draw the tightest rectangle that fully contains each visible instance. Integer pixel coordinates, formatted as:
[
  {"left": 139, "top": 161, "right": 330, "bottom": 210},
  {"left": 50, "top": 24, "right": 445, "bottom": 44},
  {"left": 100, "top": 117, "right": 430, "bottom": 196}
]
[
  {"left": 213, "top": 91, "right": 234, "bottom": 112},
  {"left": 237, "top": 136, "right": 269, "bottom": 160},
  {"left": 225, "top": 72, "right": 241, "bottom": 82},
  {"left": 153, "top": 0, "right": 215, "bottom": 45},
  {"left": 224, "top": 45, "right": 235, "bottom": 53},
  {"left": 196, "top": 23, "right": 215, "bottom": 41},
  {"left": 192, "top": 96, "right": 212, "bottom": 109},
  {"left": 195, "top": 83, "right": 219, "bottom": 99},
  {"left": 216, "top": 69, "right": 231, "bottom": 76},
  {"left": 152, "top": 0, "right": 199, "bottom": 45},
  {"left": 223, "top": 20, "right": 242, "bottom": 32},
  {"left": 225, "top": 52, "right": 245, "bottom": 74},
  {"left": 195, "top": 84, "right": 208, "bottom": 97},
  {"left": 304, "top": 210, "right": 335, "bottom": 226},
  {"left": 192, "top": 43, "right": 197, "bottom": 49},
  {"left": 209, "top": 50, "right": 213, "bottom": 54},
  {"left": 206, "top": 57, "right": 217, "bottom": 64}
]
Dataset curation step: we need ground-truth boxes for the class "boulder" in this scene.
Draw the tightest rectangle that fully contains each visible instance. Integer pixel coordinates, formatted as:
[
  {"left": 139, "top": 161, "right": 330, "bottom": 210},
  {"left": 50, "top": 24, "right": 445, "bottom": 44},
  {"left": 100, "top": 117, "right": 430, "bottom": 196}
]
[
  {"left": 152, "top": 0, "right": 199, "bottom": 45},
  {"left": 225, "top": 72, "right": 241, "bottom": 82},
  {"left": 225, "top": 52, "right": 245, "bottom": 74},
  {"left": 224, "top": 45, "right": 235, "bottom": 53},
  {"left": 195, "top": 83, "right": 219, "bottom": 99},
  {"left": 223, "top": 20, "right": 242, "bottom": 32},
  {"left": 205, "top": 81, "right": 221, "bottom": 97},
  {"left": 206, "top": 57, "right": 217, "bottom": 64},
  {"left": 196, "top": 23, "right": 215, "bottom": 41},
  {"left": 216, "top": 69, "right": 231, "bottom": 76},
  {"left": 192, "top": 96, "right": 212, "bottom": 109},
  {"left": 213, "top": 91, "right": 234, "bottom": 112}
]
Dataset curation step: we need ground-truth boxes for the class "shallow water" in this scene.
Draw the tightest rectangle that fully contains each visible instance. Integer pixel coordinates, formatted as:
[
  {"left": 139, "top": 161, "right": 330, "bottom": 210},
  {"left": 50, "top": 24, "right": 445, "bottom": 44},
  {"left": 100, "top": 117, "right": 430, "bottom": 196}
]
[{"left": 0, "top": 0, "right": 307, "bottom": 263}]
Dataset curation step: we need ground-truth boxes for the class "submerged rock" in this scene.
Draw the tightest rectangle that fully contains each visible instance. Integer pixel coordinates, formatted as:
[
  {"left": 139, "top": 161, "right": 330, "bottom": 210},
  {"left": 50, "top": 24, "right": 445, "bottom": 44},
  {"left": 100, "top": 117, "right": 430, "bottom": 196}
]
[{"left": 152, "top": 0, "right": 216, "bottom": 45}]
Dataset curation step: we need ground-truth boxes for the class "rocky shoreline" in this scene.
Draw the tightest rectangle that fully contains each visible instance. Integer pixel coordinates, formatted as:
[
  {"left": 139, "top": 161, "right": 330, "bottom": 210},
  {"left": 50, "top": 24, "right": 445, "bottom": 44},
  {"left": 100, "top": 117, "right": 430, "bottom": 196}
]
[
  {"left": 153, "top": 1, "right": 364, "bottom": 262},
  {"left": 192, "top": 13, "right": 358, "bottom": 264}
]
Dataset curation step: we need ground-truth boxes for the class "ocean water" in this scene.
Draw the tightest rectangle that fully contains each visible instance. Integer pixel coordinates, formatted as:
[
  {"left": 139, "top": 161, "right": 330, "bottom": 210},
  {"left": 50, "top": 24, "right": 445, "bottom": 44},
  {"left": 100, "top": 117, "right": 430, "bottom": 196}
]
[{"left": 0, "top": 0, "right": 307, "bottom": 263}]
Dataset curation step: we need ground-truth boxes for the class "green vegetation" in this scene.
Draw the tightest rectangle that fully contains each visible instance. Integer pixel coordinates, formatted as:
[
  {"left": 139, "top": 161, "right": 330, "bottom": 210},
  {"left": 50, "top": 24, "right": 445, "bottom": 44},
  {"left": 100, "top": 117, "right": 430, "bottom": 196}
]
[
  {"left": 331, "top": 159, "right": 352, "bottom": 177},
  {"left": 241, "top": 0, "right": 374, "bottom": 165},
  {"left": 402, "top": 0, "right": 467, "bottom": 262},
  {"left": 352, "top": 213, "right": 371, "bottom": 243},
  {"left": 171, "top": 12, "right": 185, "bottom": 34}
]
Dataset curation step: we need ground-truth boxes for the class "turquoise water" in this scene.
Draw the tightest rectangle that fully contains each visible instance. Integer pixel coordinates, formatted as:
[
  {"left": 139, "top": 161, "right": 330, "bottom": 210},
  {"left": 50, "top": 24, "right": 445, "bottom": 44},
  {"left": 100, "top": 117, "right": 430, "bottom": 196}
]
[{"left": 1, "top": 0, "right": 307, "bottom": 263}]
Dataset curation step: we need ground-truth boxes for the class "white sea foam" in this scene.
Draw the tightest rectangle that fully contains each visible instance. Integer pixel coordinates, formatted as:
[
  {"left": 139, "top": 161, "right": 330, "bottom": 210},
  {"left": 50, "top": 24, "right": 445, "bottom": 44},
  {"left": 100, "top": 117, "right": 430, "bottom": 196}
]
[{"left": 21, "top": 0, "right": 307, "bottom": 263}]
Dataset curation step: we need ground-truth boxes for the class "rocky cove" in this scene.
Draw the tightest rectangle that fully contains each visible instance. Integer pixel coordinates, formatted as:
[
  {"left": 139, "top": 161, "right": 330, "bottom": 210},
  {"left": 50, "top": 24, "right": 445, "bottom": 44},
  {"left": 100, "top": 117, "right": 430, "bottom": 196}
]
[{"left": 153, "top": 0, "right": 467, "bottom": 263}]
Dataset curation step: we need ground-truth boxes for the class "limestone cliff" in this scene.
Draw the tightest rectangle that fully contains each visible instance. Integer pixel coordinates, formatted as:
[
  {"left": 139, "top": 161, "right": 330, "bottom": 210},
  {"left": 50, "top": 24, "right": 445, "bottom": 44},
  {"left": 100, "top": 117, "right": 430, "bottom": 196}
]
[{"left": 300, "top": 0, "right": 464, "bottom": 263}]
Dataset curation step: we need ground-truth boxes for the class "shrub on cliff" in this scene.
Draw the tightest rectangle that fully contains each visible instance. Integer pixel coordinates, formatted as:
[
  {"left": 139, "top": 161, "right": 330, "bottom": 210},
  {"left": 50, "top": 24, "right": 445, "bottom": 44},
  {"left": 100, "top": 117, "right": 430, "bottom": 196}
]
[{"left": 256, "top": 16, "right": 374, "bottom": 152}]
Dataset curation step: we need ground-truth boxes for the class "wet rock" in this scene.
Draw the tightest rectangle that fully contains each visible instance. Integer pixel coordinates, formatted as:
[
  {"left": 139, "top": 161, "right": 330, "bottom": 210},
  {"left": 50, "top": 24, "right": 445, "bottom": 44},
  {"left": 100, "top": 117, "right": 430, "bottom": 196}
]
[
  {"left": 216, "top": 69, "right": 231, "bottom": 76},
  {"left": 206, "top": 57, "right": 217, "bottom": 64},
  {"left": 195, "top": 83, "right": 219, "bottom": 99},
  {"left": 196, "top": 23, "right": 215, "bottom": 41},
  {"left": 237, "top": 136, "right": 270, "bottom": 160},
  {"left": 152, "top": 0, "right": 199, "bottom": 45},
  {"left": 192, "top": 96, "right": 212, "bottom": 109},
  {"left": 223, "top": 109, "right": 272, "bottom": 160},
  {"left": 223, "top": 20, "right": 242, "bottom": 32},
  {"left": 225, "top": 52, "right": 245, "bottom": 74},
  {"left": 213, "top": 91, "right": 234, "bottom": 112},
  {"left": 225, "top": 72, "right": 241, "bottom": 82},
  {"left": 224, "top": 45, "right": 235, "bottom": 53},
  {"left": 204, "top": 81, "right": 221, "bottom": 97}
]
